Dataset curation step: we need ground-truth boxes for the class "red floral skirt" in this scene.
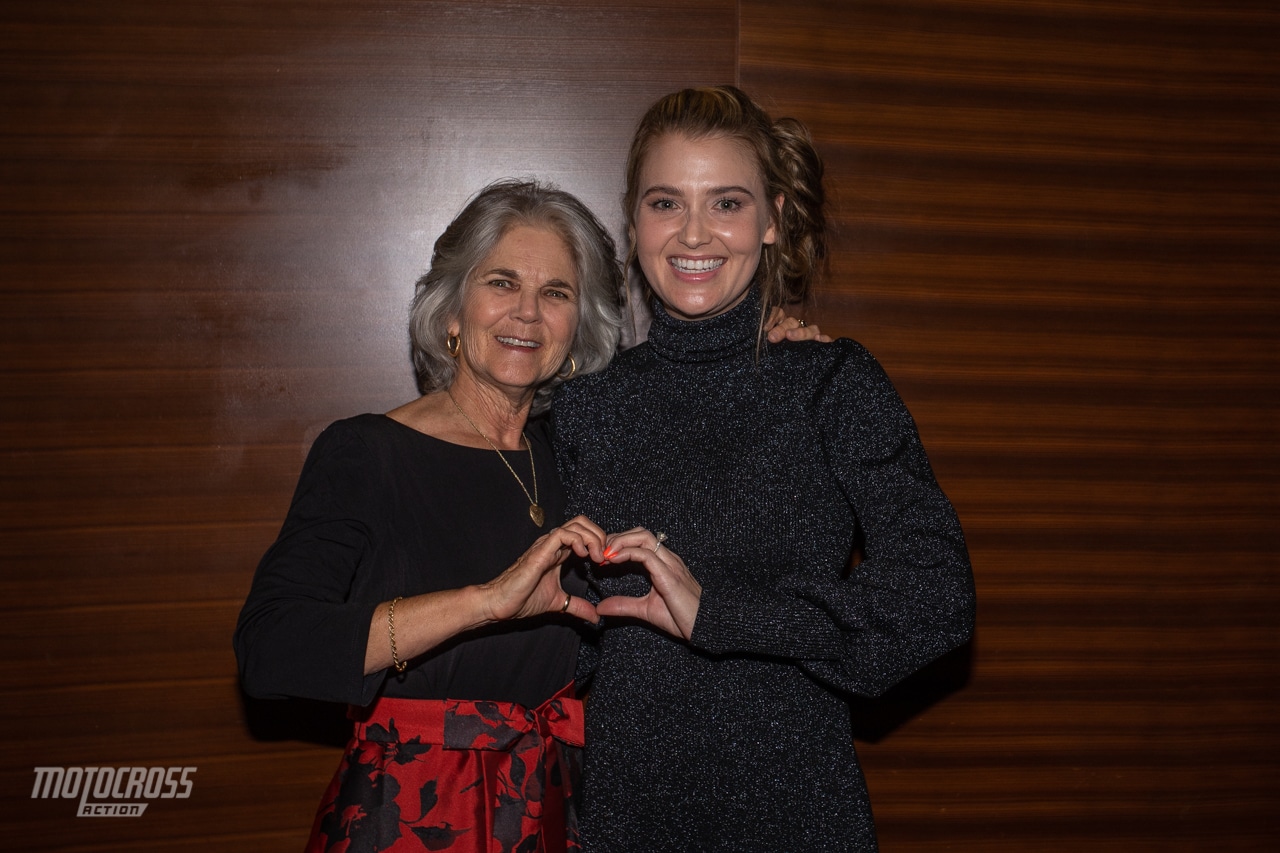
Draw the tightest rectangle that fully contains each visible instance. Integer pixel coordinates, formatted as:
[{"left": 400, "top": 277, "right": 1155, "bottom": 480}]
[{"left": 305, "top": 683, "right": 583, "bottom": 853}]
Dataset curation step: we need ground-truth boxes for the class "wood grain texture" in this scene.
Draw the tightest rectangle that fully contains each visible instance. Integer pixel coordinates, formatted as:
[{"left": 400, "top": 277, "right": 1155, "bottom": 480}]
[
  {"left": 742, "top": 0, "right": 1279, "bottom": 849},
  {"left": 0, "top": 0, "right": 735, "bottom": 848}
]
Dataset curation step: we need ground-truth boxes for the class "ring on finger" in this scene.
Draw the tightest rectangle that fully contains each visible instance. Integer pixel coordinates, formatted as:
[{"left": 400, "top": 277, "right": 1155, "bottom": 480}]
[
  {"left": 653, "top": 532, "right": 667, "bottom": 553},
  {"left": 560, "top": 593, "right": 571, "bottom": 613}
]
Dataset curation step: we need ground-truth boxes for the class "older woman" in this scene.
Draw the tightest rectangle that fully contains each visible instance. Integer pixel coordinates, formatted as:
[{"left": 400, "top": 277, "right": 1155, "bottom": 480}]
[
  {"left": 552, "top": 87, "right": 977, "bottom": 851},
  {"left": 234, "top": 179, "right": 622, "bottom": 853}
]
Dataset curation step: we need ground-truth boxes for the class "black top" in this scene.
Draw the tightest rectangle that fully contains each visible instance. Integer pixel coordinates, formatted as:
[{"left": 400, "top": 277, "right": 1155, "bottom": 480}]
[
  {"left": 552, "top": 289, "right": 976, "bottom": 852},
  {"left": 234, "top": 413, "right": 583, "bottom": 710}
]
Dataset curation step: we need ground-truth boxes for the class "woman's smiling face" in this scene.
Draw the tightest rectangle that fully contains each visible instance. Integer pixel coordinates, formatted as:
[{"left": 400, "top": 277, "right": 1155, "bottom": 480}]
[
  {"left": 449, "top": 224, "right": 579, "bottom": 400},
  {"left": 633, "top": 133, "right": 778, "bottom": 322}
]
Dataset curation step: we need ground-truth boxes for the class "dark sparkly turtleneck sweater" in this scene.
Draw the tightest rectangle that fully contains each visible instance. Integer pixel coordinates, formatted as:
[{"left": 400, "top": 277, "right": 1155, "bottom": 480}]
[{"left": 552, "top": 290, "right": 975, "bottom": 853}]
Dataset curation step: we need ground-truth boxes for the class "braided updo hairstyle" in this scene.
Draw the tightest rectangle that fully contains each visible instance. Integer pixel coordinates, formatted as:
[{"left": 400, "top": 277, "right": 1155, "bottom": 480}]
[{"left": 622, "top": 85, "right": 827, "bottom": 332}]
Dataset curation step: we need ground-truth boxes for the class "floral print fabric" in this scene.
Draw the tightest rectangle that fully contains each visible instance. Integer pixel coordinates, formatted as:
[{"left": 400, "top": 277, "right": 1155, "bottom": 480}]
[{"left": 306, "top": 684, "right": 583, "bottom": 853}]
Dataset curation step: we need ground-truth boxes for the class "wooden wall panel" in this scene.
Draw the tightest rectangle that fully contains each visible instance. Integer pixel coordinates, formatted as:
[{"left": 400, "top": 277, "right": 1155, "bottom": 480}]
[
  {"left": 742, "top": 0, "right": 1279, "bottom": 850},
  {"left": 5, "top": 0, "right": 1276, "bottom": 849},
  {"left": 0, "top": 1, "right": 736, "bottom": 849}
]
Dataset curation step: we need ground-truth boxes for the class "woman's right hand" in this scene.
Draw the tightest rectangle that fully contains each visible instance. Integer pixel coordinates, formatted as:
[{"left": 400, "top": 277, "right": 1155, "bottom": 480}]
[
  {"left": 478, "top": 514, "right": 605, "bottom": 624},
  {"left": 365, "top": 516, "right": 605, "bottom": 675},
  {"left": 765, "top": 306, "right": 831, "bottom": 343}
]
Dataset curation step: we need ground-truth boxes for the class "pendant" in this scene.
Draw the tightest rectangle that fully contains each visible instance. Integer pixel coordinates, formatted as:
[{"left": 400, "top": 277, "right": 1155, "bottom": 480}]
[{"left": 529, "top": 504, "right": 545, "bottom": 527}]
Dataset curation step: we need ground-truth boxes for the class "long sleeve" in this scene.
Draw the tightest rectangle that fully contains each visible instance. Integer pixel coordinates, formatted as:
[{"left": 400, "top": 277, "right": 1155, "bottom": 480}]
[
  {"left": 688, "top": 342, "right": 975, "bottom": 697},
  {"left": 563, "top": 292, "right": 967, "bottom": 850}
]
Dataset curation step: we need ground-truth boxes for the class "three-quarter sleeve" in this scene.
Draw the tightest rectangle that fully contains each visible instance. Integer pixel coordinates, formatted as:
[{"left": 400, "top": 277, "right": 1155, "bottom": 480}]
[
  {"left": 689, "top": 342, "right": 975, "bottom": 697},
  {"left": 233, "top": 421, "right": 386, "bottom": 706}
]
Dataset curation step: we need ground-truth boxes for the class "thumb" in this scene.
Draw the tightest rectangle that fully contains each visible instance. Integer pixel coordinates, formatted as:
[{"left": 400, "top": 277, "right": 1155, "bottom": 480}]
[
  {"left": 564, "top": 596, "right": 600, "bottom": 624},
  {"left": 596, "top": 594, "right": 651, "bottom": 621}
]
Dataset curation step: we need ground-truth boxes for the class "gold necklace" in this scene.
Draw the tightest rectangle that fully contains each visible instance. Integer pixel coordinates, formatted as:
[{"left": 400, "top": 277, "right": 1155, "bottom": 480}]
[{"left": 446, "top": 391, "right": 544, "bottom": 527}]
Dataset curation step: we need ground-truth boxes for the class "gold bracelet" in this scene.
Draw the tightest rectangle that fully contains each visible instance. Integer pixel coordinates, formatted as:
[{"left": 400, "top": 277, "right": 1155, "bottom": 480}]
[{"left": 388, "top": 596, "right": 408, "bottom": 674}]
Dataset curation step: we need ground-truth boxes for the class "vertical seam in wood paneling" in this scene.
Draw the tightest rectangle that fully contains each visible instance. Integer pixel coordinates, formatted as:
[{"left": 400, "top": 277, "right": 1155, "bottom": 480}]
[{"left": 734, "top": 0, "right": 742, "bottom": 88}]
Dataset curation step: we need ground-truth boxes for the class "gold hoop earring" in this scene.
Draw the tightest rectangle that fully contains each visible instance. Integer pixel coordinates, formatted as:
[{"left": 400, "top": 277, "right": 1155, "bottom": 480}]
[
  {"left": 559, "top": 354, "right": 577, "bottom": 380},
  {"left": 446, "top": 334, "right": 460, "bottom": 358}
]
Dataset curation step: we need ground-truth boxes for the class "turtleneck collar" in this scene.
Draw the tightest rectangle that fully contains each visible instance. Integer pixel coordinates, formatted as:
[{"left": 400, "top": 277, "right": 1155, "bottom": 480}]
[{"left": 645, "top": 288, "right": 763, "bottom": 364}]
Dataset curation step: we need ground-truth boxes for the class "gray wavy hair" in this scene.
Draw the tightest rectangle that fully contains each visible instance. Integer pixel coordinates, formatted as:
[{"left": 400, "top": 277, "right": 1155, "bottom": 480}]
[{"left": 409, "top": 179, "right": 624, "bottom": 414}]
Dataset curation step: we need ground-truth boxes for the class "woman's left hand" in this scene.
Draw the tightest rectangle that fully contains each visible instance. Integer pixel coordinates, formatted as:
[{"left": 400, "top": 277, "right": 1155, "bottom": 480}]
[
  {"left": 766, "top": 306, "right": 831, "bottom": 343},
  {"left": 596, "top": 528, "right": 702, "bottom": 640},
  {"left": 479, "top": 515, "right": 606, "bottom": 624}
]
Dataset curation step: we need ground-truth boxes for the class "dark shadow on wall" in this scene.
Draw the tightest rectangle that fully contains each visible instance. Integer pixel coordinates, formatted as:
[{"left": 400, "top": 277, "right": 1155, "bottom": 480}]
[{"left": 848, "top": 639, "right": 975, "bottom": 743}]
